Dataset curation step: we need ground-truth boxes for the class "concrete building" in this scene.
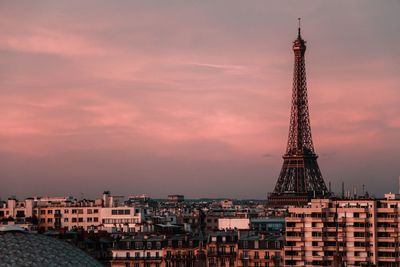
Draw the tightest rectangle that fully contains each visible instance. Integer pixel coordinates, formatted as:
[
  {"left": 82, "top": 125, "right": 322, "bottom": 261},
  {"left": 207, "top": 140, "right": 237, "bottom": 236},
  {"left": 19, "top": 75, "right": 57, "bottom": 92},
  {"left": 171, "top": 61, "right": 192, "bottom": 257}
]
[
  {"left": 237, "top": 232, "right": 283, "bottom": 267},
  {"left": 0, "top": 192, "right": 144, "bottom": 232},
  {"left": 284, "top": 194, "right": 400, "bottom": 267},
  {"left": 218, "top": 218, "right": 250, "bottom": 230},
  {"left": 168, "top": 195, "right": 185, "bottom": 203},
  {"left": 111, "top": 234, "right": 206, "bottom": 267}
]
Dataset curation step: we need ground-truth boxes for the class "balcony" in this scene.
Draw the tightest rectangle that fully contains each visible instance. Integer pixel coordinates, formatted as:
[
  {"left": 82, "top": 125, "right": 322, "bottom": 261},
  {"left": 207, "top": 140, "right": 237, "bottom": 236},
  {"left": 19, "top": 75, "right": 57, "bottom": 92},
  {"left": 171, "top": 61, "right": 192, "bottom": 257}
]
[
  {"left": 284, "top": 246, "right": 304, "bottom": 251},
  {"left": 287, "top": 218, "right": 303, "bottom": 223},
  {"left": 378, "top": 247, "right": 397, "bottom": 252},
  {"left": 286, "top": 236, "right": 303, "bottom": 242},
  {"left": 377, "top": 208, "right": 397, "bottom": 213},
  {"left": 285, "top": 227, "right": 303, "bottom": 232},
  {"left": 377, "top": 217, "right": 398, "bottom": 223},
  {"left": 113, "top": 256, "right": 163, "bottom": 261},
  {"left": 217, "top": 251, "right": 236, "bottom": 257},
  {"left": 284, "top": 254, "right": 303, "bottom": 261},
  {"left": 378, "top": 227, "right": 397, "bottom": 233}
]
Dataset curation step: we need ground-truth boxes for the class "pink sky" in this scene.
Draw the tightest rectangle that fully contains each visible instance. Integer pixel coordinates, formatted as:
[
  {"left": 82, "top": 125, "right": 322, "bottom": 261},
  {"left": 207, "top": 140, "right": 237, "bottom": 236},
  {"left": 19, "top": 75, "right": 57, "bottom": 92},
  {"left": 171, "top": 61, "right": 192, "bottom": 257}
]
[{"left": 0, "top": 1, "right": 399, "bottom": 198}]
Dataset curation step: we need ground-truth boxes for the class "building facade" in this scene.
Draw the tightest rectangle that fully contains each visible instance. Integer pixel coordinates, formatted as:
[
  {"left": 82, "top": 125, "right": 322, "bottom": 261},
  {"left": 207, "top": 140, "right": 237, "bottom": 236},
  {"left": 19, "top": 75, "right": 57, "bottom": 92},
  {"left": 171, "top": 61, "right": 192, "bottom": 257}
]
[{"left": 284, "top": 194, "right": 400, "bottom": 266}]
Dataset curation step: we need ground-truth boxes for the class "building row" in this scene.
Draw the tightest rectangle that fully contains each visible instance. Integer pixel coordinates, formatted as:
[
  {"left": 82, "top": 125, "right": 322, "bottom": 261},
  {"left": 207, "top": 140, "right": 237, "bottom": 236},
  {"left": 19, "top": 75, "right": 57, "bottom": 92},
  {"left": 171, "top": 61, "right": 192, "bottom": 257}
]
[{"left": 110, "top": 231, "right": 283, "bottom": 267}]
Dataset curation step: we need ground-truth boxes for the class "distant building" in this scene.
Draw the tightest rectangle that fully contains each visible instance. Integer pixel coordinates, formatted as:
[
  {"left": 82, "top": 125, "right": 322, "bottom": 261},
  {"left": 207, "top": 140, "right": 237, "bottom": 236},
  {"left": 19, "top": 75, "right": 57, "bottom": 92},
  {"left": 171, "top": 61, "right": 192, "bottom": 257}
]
[
  {"left": 221, "top": 199, "right": 234, "bottom": 209},
  {"left": 218, "top": 218, "right": 250, "bottom": 230},
  {"left": 168, "top": 195, "right": 184, "bottom": 203},
  {"left": 250, "top": 217, "right": 285, "bottom": 233},
  {"left": 238, "top": 232, "right": 283, "bottom": 267},
  {"left": 0, "top": 191, "right": 144, "bottom": 232}
]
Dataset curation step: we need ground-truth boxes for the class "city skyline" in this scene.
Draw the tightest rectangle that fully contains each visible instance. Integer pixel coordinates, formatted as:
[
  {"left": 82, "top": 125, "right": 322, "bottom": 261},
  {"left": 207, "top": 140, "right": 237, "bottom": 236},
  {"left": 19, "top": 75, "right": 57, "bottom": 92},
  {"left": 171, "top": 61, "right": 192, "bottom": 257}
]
[{"left": 0, "top": 1, "right": 399, "bottom": 199}]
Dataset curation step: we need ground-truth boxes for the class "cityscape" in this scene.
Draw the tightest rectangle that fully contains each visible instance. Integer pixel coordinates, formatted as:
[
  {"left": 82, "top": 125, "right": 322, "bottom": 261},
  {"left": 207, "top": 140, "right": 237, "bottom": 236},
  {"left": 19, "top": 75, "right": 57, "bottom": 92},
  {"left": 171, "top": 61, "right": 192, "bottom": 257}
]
[{"left": 1, "top": 1, "right": 400, "bottom": 267}]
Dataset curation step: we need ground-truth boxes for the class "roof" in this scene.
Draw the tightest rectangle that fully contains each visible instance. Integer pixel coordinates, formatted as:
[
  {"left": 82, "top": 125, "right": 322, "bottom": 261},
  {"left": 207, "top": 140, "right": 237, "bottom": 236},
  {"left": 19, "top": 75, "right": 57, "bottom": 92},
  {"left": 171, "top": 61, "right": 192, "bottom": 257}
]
[{"left": 0, "top": 231, "right": 101, "bottom": 266}]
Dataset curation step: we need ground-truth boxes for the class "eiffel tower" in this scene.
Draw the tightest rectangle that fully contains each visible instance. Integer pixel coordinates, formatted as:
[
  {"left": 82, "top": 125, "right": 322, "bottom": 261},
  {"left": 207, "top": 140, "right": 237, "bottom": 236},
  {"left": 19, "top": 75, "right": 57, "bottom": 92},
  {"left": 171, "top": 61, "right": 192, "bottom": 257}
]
[{"left": 268, "top": 20, "right": 328, "bottom": 207}]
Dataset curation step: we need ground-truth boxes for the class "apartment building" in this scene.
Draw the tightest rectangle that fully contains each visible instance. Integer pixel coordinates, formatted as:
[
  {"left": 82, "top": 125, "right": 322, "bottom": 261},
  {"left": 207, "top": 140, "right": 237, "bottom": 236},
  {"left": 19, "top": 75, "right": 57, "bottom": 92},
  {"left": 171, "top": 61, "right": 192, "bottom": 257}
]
[
  {"left": 237, "top": 233, "right": 283, "bottom": 267},
  {"left": 207, "top": 231, "right": 238, "bottom": 267},
  {"left": 0, "top": 194, "right": 144, "bottom": 232},
  {"left": 284, "top": 193, "right": 400, "bottom": 267},
  {"left": 111, "top": 234, "right": 205, "bottom": 267}
]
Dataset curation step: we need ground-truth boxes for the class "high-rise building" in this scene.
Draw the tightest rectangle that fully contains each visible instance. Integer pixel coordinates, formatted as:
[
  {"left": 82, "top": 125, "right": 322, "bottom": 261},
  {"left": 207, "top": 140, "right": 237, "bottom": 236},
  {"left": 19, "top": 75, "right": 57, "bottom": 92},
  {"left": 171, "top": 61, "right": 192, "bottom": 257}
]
[
  {"left": 268, "top": 21, "right": 328, "bottom": 207},
  {"left": 284, "top": 193, "right": 400, "bottom": 267}
]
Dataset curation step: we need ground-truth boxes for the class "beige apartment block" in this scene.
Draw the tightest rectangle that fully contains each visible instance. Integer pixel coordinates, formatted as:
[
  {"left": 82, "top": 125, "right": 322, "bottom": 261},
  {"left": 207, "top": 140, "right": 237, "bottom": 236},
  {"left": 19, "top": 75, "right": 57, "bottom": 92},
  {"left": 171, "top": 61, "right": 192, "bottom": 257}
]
[{"left": 284, "top": 193, "right": 400, "bottom": 267}]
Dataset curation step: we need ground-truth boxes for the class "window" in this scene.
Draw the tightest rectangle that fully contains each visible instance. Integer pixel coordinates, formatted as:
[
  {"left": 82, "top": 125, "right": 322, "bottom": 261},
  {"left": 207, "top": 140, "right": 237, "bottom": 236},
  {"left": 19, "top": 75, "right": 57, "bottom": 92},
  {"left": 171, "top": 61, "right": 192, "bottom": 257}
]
[
  {"left": 16, "top": 210, "right": 25, "bottom": 217},
  {"left": 87, "top": 217, "right": 93, "bottom": 222},
  {"left": 87, "top": 209, "right": 92, "bottom": 214},
  {"left": 72, "top": 218, "right": 77, "bottom": 223},
  {"left": 93, "top": 209, "right": 99, "bottom": 213},
  {"left": 112, "top": 209, "right": 131, "bottom": 215},
  {"left": 64, "top": 218, "right": 69, "bottom": 222},
  {"left": 41, "top": 210, "right": 46, "bottom": 215},
  {"left": 47, "top": 210, "right": 53, "bottom": 214},
  {"left": 78, "top": 218, "right": 83, "bottom": 222},
  {"left": 64, "top": 209, "right": 69, "bottom": 214},
  {"left": 72, "top": 209, "right": 77, "bottom": 214},
  {"left": 47, "top": 218, "right": 53, "bottom": 223},
  {"left": 94, "top": 217, "right": 98, "bottom": 222}
]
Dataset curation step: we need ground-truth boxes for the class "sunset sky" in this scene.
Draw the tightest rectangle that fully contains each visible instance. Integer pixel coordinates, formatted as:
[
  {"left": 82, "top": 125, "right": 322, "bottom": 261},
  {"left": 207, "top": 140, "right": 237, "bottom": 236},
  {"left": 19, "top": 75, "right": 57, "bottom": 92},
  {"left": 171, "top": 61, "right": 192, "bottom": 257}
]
[{"left": 0, "top": 1, "right": 399, "bottom": 199}]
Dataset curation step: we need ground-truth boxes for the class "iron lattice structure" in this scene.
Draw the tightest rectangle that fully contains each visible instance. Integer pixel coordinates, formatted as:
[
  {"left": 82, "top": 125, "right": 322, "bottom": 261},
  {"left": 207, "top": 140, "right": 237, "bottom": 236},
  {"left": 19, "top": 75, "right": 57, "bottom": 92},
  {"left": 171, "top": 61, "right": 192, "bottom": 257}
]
[{"left": 269, "top": 26, "right": 328, "bottom": 204}]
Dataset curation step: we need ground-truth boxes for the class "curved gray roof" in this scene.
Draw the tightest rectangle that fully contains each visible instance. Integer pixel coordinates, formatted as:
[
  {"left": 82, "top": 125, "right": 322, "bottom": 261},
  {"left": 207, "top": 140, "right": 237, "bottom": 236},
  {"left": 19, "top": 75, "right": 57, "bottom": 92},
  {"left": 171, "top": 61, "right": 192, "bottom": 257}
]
[{"left": 0, "top": 231, "right": 102, "bottom": 267}]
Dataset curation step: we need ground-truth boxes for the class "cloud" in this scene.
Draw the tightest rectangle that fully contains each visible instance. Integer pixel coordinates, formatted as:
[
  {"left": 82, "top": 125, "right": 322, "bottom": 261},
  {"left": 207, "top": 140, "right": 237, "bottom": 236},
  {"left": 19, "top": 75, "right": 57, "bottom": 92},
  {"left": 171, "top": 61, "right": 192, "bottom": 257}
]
[{"left": 0, "top": 1, "right": 399, "bottom": 198}]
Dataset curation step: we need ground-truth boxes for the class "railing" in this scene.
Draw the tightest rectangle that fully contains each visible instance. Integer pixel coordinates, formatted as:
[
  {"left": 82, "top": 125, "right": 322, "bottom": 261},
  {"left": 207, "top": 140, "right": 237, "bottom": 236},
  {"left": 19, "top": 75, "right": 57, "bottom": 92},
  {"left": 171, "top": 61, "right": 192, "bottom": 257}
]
[{"left": 113, "top": 256, "right": 163, "bottom": 260}]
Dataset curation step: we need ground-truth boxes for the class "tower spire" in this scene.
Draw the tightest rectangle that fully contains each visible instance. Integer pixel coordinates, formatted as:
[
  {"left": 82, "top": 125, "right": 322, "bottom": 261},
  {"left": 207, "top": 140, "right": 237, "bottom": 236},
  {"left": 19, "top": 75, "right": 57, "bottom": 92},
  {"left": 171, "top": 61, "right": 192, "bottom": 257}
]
[
  {"left": 298, "top": 18, "right": 301, "bottom": 38},
  {"left": 267, "top": 21, "right": 328, "bottom": 207}
]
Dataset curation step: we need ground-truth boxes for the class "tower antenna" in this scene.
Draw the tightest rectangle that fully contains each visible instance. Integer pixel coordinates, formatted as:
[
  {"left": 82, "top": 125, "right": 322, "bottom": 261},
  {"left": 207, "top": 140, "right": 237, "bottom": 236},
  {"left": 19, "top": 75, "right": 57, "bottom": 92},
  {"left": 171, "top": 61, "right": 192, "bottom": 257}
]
[{"left": 298, "top": 18, "right": 301, "bottom": 37}]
